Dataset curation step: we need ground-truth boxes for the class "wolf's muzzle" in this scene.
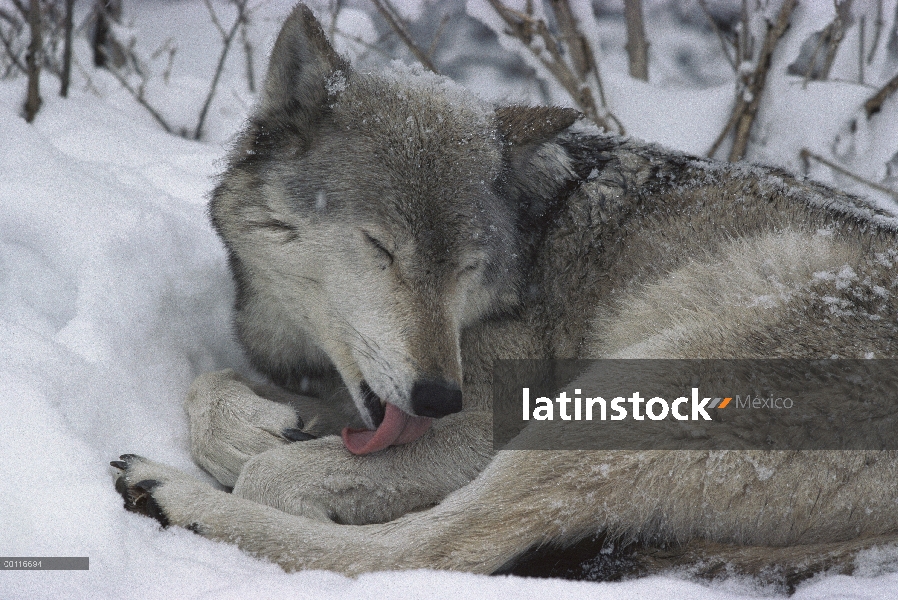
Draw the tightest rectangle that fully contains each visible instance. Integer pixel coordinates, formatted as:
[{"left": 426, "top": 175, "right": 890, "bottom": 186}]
[{"left": 410, "top": 379, "right": 463, "bottom": 418}]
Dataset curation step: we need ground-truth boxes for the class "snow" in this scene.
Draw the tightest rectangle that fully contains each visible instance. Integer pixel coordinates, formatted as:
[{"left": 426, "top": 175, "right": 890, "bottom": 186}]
[{"left": 2, "top": 1, "right": 898, "bottom": 598}]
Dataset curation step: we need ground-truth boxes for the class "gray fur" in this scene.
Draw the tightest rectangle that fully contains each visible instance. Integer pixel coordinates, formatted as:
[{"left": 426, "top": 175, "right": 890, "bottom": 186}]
[{"left": 114, "top": 4, "right": 898, "bottom": 587}]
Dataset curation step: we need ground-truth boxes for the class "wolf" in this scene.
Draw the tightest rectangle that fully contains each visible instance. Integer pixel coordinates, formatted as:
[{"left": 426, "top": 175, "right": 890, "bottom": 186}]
[{"left": 112, "top": 3, "right": 898, "bottom": 587}]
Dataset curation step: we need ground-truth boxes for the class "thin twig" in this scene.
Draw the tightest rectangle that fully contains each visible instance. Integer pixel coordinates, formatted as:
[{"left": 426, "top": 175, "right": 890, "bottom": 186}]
[
  {"left": 370, "top": 0, "right": 439, "bottom": 74},
  {"left": 203, "top": 0, "right": 227, "bottom": 38},
  {"left": 623, "top": 0, "right": 648, "bottom": 80},
  {"left": 707, "top": 100, "right": 743, "bottom": 158},
  {"left": 150, "top": 39, "right": 177, "bottom": 84},
  {"left": 328, "top": 0, "right": 342, "bottom": 43},
  {"left": 0, "top": 25, "right": 26, "bottom": 74},
  {"left": 801, "top": 25, "right": 828, "bottom": 88},
  {"left": 728, "top": 0, "right": 797, "bottom": 162},
  {"left": 194, "top": 0, "right": 248, "bottom": 140},
  {"left": 485, "top": 0, "right": 623, "bottom": 133},
  {"left": 859, "top": 15, "right": 865, "bottom": 84},
  {"left": 697, "top": 0, "right": 736, "bottom": 71},
  {"left": 240, "top": 17, "right": 254, "bottom": 93},
  {"left": 60, "top": 0, "right": 74, "bottom": 97},
  {"left": 0, "top": 7, "right": 21, "bottom": 27},
  {"left": 864, "top": 70, "right": 898, "bottom": 118},
  {"left": 552, "top": 0, "right": 592, "bottom": 78},
  {"left": 819, "top": 0, "right": 853, "bottom": 81},
  {"left": 800, "top": 148, "right": 898, "bottom": 201},
  {"left": 73, "top": 55, "right": 100, "bottom": 96},
  {"left": 738, "top": 0, "right": 750, "bottom": 66},
  {"left": 106, "top": 65, "right": 174, "bottom": 133},
  {"left": 427, "top": 12, "right": 449, "bottom": 60},
  {"left": 24, "top": 0, "right": 42, "bottom": 122},
  {"left": 867, "top": 0, "right": 883, "bottom": 64},
  {"left": 10, "top": 0, "right": 27, "bottom": 18},
  {"left": 550, "top": 0, "right": 618, "bottom": 127}
]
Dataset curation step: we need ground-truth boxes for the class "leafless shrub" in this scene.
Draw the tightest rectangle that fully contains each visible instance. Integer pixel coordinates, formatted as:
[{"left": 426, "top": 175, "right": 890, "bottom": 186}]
[
  {"left": 483, "top": 0, "right": 623, "bottom": 133},
  {"left": 59, "top": 0, "right": 73, "bottom": 96},
  {"left": 623, "top": 0, "right": 648, "bottom": 81},
  {"left": 24, "top": 0, "right": 41, "bottom": 121},
  {"left": 192, "top": 0, "right": 251, "bottom": 140},
  {"left": 708, "top": 0, "right": 797, "bottom": 162}
]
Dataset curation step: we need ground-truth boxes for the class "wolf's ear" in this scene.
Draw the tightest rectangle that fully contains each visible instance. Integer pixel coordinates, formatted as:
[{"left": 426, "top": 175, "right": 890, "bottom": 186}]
[
  {"left": 495, "top": 106, "right": 583, "bottom": 221},
  {"left": 495, "top": 106, "right": 581, "bottom": 147},
  {"left": 261, "top": 4, "right": 347, "bottom": 114}
]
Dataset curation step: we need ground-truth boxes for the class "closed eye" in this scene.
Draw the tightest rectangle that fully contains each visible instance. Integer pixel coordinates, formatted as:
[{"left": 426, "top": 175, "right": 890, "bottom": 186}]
[
  {"left": 363, "top": 231, "right": 394, "bottom": 267},
  {"left": 457, "top": 263, "right": 480, "bottom": 280}
]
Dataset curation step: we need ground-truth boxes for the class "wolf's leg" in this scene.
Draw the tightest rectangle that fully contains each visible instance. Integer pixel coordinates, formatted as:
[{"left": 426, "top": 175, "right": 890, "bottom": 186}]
[
  {"left": 186, "top": 369, "right": 354, "bottom": 487},
  {"left": 111, "top": 450, "right": 568, "bottom": 574},
  {"left": 113, "top": 449, "right": 898, "bottom": 575},
  {"left": 231, "top": 410, "right": 493, "bottom": 524}
]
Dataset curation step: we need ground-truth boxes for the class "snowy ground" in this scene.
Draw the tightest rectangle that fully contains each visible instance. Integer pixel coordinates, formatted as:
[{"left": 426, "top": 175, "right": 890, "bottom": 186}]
[{"left": 2, "top": 1, "right": 898, "bottom": 598}]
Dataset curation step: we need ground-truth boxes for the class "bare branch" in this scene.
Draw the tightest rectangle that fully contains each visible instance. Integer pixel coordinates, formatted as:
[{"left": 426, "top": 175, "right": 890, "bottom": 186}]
[
  {"left": 240, "top": 16, "right": 255, "bottom": 93},
  {"left": 106, "top": 65, "right": 174, "bottom": 134},
  {"left": 10, "top": 0, "right": 28, "bottom": 18},
  {"left": 697, "top": 0, "right": 736, "bottom": 72},
  {"left": 800, "top": 148, "right": 898, "bottom": 201},
  {"left": 707, "top": 100, "right": 743, "bottom": 158},
  {"left": 738, "top": 0, "right": 750, "bottom": 65},
  {"left": 859, "top": 15, "right": 865, "bottom": 84},
  {"left": 867, "top": 0, "right": 883, "bottom": 64},
  {"left": 328, "top": 0, "right": 342, "bottom": 43},
  {"left": 549, "top": 0, "right": 617, "bottom": 125},
  {"left": 427, "top": 12, "right": 450, "bottom": 60},
  {"left": 801, "top": 0, "right": 854, "bottom": 87},
  {"left": 92, "top": 0, "right": 125, "bottom": 69},
  {"left": 623, "top": 0, "right": 648, "bottom": 81},
  {"left": 819, "top": 0, "right": 853, "bottom": 81},
  {"left": 485, "top": 0, "right": 623, "bottom": 133},
  {"left": 60, "top": 0, "right": 74, "bottom": 97},
  {"left": 150, "top": 38, "right": 177, "bottom": 84},
  {"left": 0, "top": 24, "right": 27, "bottom": 74},
  {"left": 24, "top": 0, "right": 42, "bottom": 122},
  {"left": 864, "top": 70, "right": 898, "bottom": 118},
  {"left": 800, "top": 24, "right": 828, "bottom": 88},
  {"left": 73, "top": 55, "right": 100, "bottom": 96},
  {"left": 194, "top": 0, "right": 248, "bottom": 140},
  {"left": 551, "top": 0, "right": 592, "bottom": 79},
  {"left": 0, "top": 7, "right": 22, "bottom": 27},
  {"left": 370, "top": 0, "right": 439, "bottom": 74},
  {"left": 203, "top": 0, "right": 227, "bottom": 39},
  {"left": 728, "top": 0, "right": 797, "bottom": 162}
]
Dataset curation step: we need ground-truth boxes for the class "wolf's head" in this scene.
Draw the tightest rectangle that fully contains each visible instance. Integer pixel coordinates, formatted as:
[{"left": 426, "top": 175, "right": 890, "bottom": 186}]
[{"left": 211, "top": 4, "right": 583, "bottom": 454}]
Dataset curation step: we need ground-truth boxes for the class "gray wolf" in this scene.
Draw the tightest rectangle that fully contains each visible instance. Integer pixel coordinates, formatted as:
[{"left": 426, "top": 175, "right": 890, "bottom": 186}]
[{"left": 112, "top": 4, "right": 898, "bottom": 588}]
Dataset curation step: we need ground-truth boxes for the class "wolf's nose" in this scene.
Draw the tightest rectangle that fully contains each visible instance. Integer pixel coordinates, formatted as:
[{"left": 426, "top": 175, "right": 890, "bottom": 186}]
[{"left": 410, "top": 379, "right": 463, "bottom": 418}]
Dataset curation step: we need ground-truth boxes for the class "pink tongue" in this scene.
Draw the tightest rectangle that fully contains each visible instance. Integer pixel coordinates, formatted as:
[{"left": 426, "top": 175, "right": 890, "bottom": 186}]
[{"left": 341, "top": 403, "right": 433, "bottom": 455}]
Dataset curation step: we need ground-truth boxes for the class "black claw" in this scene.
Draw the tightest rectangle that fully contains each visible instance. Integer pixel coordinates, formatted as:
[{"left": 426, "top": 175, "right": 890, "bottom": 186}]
[
  {"left": 185, "top": 522, "right": 204, "bottom": 535},
  {"left": 115, "top": 474, "right": 129, "bottom": 497},
  {"left": 110, "top": 455, "right": 170, "bottom": 528},
  {"left": 282, "top": 428, "right": 316, "bottom": 442},
  {"left": 293, "top": 414, "right": 305, "bottom": 430},
  {"left": 135, "top": 479, "right": 160, "bottom": 492}
]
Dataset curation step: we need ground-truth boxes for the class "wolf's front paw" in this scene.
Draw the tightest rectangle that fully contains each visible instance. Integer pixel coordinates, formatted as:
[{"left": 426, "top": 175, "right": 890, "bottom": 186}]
[
  {"left": 186, "top": 370, "right": 315, "bottom": 487},
  {"left": 111, "top": 454, "right": 230, "bottom": 536},
  {"left": 110, "top": 454, "right": 173, "bottom": 527}
]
